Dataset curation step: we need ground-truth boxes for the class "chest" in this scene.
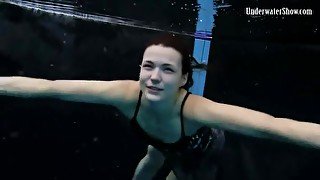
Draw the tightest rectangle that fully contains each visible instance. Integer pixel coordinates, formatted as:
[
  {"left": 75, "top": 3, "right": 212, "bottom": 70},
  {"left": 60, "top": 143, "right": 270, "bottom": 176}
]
[{"left": 136, "top": 109, "right": 201, "bottom": 144}]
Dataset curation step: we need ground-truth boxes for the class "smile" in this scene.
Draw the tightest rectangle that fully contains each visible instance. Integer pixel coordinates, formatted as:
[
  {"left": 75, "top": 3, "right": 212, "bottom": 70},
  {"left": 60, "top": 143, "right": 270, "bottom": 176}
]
[{"left": 147, "top": 86, "right": 163, "bottom": 92}]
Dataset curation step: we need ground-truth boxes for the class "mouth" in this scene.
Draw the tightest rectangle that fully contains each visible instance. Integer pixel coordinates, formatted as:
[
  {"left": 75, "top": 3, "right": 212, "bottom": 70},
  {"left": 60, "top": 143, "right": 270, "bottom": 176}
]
[{"left": 147, "top": 86, "right": 164, "bottom": 91}]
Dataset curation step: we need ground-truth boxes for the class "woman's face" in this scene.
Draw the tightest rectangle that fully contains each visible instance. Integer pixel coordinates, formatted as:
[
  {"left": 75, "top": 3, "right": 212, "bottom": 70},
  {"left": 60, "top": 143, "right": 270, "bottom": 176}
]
[{"left": 139, "top": 45, "right": 188, "bottom": 102}]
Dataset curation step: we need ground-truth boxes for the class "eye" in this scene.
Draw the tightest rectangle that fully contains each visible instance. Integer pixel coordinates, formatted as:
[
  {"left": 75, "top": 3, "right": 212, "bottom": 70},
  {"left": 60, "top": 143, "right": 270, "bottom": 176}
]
[
  {"left": 164, "top": 68, "right": 174, "bottom": 72},
  {"left": 142, "top": 64, "right": 153, "bottom": 69}
]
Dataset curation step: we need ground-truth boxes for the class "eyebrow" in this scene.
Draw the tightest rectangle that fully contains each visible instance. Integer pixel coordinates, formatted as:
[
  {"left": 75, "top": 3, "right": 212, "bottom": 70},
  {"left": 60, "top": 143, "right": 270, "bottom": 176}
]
[{"left": 144, "top": 60, "right": 174, "bottom": 67}]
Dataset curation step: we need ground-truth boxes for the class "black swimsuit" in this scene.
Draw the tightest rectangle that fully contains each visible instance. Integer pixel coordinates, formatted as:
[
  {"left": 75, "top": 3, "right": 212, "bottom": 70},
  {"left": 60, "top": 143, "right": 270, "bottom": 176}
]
[{"left": 131, "top": 90, "right": 225, "bottom": 179}]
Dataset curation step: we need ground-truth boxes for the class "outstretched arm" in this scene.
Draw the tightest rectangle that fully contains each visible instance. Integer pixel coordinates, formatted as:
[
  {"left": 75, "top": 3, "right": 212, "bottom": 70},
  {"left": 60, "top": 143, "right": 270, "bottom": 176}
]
[
  {"left": 0, "top": 76, "right": 135, "bottom": 107},
  {"left": 188, "top": 95, "right": 320, "bottom": 149}
]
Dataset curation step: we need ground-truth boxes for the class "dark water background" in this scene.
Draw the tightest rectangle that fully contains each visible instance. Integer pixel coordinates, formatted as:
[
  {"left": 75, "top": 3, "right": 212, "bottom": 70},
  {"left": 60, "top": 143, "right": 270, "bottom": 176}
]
[{"left": 0, "top": 0, "right": 319, "bottom": 179}]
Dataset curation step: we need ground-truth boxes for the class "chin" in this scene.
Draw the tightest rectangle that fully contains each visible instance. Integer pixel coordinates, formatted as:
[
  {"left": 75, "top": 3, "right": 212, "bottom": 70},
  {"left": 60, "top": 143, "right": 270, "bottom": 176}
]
[{"left": 145, "top": 92, "right": 162, "bottom": 102}]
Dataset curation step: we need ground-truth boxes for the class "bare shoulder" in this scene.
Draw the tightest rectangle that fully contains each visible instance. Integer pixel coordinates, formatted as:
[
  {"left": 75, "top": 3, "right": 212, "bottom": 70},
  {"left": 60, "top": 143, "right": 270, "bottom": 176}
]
[
  {"left": 183, "top": 93, "right": 206, "bottom": 120},
  {"left": 184, "top": 93, "right": 272, "bottom": 131},
  {"left": 114, "top": 80, "right": 140, "bottom": 119},
  {"left": 182, "top": 93, "right": 218, "bottom": 127},
  {"left": 177, "top": 91, "right": 208, "bottom": 133},
  {"left": 111, "top": 80, "right": 139, "bottom": 101}
]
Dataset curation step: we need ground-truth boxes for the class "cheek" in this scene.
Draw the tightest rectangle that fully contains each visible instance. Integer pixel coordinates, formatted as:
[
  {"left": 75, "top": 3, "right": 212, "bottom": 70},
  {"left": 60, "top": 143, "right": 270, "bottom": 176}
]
[
  {"left": 162, "top": 75, "right": 181, "bottom": 86},
  {"left": 139, "top": 71, "right": 149, "bottom": 86},
  {"left": 139, "top": 70, "right": 146, "bottom": 79}
]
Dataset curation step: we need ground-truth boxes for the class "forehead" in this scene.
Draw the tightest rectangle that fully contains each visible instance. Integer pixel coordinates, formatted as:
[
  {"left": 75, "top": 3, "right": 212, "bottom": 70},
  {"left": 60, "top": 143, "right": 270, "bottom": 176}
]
[{"left": 142, "top": 45, "right": 182, "bottom": 65}]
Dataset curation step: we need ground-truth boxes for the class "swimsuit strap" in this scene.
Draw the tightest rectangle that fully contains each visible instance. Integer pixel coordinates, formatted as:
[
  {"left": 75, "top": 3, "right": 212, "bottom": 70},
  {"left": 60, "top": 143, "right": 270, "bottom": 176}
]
[
  {"left": 133, "top": 90, "right": 143, "bottom": 120},
  {"left": 180, "top": 91, "right": 192, "bottom": 137},
  {"left": 133, "top": 90, "right": 191, "bottom": 138}
]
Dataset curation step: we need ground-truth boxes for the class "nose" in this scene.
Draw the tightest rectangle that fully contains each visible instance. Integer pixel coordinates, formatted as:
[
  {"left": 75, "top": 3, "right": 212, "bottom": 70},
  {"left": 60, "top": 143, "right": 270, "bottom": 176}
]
[{"left": 150, "top": 68, "right": 161, "bottom": 83}]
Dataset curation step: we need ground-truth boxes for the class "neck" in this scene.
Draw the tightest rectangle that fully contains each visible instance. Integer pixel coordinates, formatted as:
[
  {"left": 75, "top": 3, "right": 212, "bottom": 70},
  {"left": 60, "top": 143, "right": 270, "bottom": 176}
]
[{"left": 141, "top": 89, "right": 181, "bottom": 115}]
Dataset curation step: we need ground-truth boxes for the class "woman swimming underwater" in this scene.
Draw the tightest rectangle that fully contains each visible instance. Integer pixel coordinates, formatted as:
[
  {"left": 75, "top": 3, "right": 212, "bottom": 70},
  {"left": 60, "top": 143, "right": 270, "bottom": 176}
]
[{"left": 0, "top": 34, "right": 319, "bottom": 180}]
